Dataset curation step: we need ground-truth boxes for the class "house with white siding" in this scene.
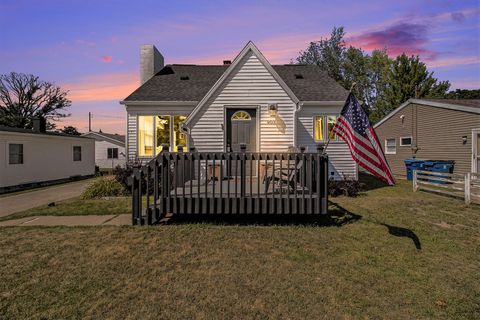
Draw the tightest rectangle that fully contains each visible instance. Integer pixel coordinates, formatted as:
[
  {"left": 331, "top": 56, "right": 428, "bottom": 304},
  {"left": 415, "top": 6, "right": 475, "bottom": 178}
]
[
  {"left": 81, "top": 131, "right": 126, "bottom": 170},
  {"left": 120, "top": 41, "right": 357, "bottom": 180},
  {"left": 0, "top": 118, "right": 95, "bottom": 193}
]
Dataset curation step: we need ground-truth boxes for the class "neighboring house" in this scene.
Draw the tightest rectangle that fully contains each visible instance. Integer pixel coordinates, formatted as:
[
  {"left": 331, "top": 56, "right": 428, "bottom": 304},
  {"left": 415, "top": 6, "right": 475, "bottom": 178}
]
[
  {"left": 81, "top": 131, "right": 126, "bottom": 170},
  {"left": 0, "top": 118, "right": 95, "bottom": 192},
  {"left": 374, "top": 99, "right": 480, "bottom": 177},
  {"left": 121, "top": 42, "right": 357, "bottom": 180}
]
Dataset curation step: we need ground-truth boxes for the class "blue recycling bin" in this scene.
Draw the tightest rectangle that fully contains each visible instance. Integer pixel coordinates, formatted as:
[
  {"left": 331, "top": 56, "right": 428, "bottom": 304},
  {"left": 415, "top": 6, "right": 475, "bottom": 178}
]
[
  {"left": 422, "top": 160, "right": 455, "bottom": 184},
  {"left": 404, "top": 159, "right": 425, "bottom": 181}
]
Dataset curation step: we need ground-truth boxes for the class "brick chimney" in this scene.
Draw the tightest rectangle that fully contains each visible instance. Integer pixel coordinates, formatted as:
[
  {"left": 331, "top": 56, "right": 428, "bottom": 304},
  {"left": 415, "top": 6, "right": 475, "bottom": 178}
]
[
  {"left": 140, "top": 45, "right": 164, "bottom": 85},
  {"left": 32, "top": 117, "right": 46, "bottom": 133}
]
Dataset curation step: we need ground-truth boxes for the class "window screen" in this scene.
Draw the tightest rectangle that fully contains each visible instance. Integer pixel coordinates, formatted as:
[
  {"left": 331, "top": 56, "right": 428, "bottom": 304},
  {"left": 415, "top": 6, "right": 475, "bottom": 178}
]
[
  {"left": 73, "top": 146, "right": 82, "bottom": 161},
  {"left": 9, "top": 144, "right": 23, "bottom": 164},
  {"left": 107, "top": 148, "right": 118, "bottom": 159}
]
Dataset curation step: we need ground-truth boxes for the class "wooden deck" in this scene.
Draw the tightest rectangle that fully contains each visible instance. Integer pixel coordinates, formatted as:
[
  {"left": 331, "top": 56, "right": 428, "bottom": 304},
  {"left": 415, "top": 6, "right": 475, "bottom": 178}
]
[{"left": 131, "top": 149, "right": 329, "bottom": 225}]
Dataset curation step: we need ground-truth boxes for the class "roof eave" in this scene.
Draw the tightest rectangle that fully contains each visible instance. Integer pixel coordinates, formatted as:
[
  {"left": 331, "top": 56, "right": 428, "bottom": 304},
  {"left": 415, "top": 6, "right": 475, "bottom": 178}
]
[
  {"left": 374, "top": 98, "right": 480, "bottom": 128},
  {"left": 120, "top": 100, "right": 198, "bottom": 106}
]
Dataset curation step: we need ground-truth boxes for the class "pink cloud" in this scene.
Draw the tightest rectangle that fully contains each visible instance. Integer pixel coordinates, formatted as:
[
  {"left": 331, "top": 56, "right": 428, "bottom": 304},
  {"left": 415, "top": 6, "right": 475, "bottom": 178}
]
[
  {"left": 100, "top": 55, "right": 113, "bottom": 63},
  {"left": 426, "top": 56, "right": 480, "bottom": 68},
  {"left": 346, "top": 22, "right": 437, "bottom": 60},
  {"left": 63, "top": 71, "right": 139, "bottom": 102}
]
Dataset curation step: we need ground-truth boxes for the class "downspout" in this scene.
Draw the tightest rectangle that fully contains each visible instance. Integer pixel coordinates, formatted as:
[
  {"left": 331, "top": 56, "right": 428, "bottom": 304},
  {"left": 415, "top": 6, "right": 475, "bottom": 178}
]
[{"left": 293, "top": 101, "right": 304, "bottom": 148}]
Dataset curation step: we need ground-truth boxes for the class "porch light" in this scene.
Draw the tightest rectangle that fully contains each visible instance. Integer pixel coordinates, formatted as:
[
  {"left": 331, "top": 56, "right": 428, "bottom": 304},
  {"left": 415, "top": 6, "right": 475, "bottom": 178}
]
[{"left": 268, "top": 103, "right": 278, "bottom": 116}]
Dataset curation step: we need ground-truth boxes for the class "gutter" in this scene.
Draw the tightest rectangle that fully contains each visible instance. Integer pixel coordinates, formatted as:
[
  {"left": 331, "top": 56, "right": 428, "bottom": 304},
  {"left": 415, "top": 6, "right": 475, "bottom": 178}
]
[{"left": 119, "top": 101, "right": 198, "bottom": 106}]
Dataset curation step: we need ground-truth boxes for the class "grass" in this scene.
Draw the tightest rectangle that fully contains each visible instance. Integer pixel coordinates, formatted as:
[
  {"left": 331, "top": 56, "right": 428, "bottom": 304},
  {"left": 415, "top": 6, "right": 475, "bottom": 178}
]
[
  {"left": 0, "top": 177, "right": 479, "bottom": 319},
  {"left": 0, "top": 196, "right": 132, "bottom": 222}
]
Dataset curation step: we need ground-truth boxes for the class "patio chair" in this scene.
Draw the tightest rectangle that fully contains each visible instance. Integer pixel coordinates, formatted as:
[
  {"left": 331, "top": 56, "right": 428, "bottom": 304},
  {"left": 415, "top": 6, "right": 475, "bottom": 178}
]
[{"left": 264, "top": 160, "right": 304, "bottom": 194}]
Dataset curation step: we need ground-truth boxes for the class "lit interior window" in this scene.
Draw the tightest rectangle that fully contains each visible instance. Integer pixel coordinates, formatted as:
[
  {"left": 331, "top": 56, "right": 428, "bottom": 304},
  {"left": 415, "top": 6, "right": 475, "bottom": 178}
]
[
  {"left": 173, "top": 116, "right": 187, "bottom": 151},
  {"left": 314, "top": 116, "right": 324, "bottom": 142},
  {"left": 327, "top": 115, "right": 338, "bottom": 140},
  {"left": 155, "top": 116, "right": 170, "bottom": 154},
  {"left": 138, "top": 116, "right": 154, "bottom": 156}
]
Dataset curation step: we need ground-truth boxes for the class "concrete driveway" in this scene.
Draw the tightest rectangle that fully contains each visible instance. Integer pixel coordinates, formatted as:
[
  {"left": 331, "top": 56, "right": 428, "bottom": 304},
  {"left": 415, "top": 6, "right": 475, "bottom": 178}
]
[{"left": 0, "top": 179, "right": 94, "bottom": 218}]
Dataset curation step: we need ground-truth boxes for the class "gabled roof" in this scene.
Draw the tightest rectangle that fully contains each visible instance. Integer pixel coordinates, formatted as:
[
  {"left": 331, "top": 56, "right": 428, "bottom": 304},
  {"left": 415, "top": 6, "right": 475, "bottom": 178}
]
[
  {"left": 184, "top": 41, "right": 301, "bottom": 126},
  {"left": 121, "top": 42, "right": 348, "bottom": 104},
  {"left": 81, "top": 131, "right": 125, "bottom": 147},
  {"left": 374, "top": 98, "right": 480, "bottom": 128}
]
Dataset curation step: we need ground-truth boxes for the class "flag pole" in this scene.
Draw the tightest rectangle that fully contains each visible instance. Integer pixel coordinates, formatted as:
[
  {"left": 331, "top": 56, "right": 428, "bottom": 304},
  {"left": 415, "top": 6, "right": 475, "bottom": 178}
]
[{"left": 322, "top": 82, "right": 356, "bottom": 155}]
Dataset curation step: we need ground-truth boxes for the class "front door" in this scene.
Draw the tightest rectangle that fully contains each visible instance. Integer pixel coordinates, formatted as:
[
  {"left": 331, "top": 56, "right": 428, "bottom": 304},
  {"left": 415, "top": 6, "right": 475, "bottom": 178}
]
[
  {"left": 226, "top": 108, "right": 257, "bottom": 176},
  {"left": 226, "top": 109, "right": 257, "bottom": 152}
]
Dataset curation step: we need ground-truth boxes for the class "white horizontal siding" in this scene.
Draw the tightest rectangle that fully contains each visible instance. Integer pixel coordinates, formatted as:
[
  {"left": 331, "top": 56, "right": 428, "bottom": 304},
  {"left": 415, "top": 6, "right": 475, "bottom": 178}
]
[
  {"left": 190, "top": 51, "right": 296, "bottom": 152},
  {"left": 297, "top": 106, "right": 357, "bottom": 180},
  {"left": 127, "top": 112, "right": 137, "bottom": 162},
  {"left": 94, "top": 140, "right": 126, "bottom": 169}
]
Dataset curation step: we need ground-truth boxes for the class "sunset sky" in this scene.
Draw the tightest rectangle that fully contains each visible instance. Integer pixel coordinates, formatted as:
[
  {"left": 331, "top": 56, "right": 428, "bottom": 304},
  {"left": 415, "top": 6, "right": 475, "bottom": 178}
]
[{"left": 1, "top": 0, "right": 479, "bottom": 134}]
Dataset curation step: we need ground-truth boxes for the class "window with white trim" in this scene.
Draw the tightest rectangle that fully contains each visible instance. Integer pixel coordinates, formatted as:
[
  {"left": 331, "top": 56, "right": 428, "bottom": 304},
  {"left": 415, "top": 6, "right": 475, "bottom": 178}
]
[
  {"left": 138, "top": 115, "right": 188, "bottom": 156},
  {"left": 400, "top": 136, "right": 412, "bottom": 146},
  {"left": 385, "top": 139, "right": 396, "bottom": 154},
  {"left": 314, "top": 115, "right": 338, "bottom": 142}
]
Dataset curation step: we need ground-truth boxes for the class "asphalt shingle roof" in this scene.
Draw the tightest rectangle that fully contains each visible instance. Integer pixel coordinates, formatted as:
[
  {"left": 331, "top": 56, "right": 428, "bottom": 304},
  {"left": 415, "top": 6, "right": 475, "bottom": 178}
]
[{"left": 123, "top": 64, "right": 348, "bottom": 102}]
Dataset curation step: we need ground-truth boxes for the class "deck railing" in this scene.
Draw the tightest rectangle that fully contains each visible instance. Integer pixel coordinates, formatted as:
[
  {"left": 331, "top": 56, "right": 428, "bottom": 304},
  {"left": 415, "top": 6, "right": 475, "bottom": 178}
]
[{"left": 130, "top": 144, "right": 329, "bottom": 225}]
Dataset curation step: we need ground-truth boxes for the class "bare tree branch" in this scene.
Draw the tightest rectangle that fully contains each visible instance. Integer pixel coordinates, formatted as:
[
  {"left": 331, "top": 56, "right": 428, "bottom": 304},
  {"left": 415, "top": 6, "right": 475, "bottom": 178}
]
[{"left": 0, "top": 72, "right": 71, "bottom": 129}]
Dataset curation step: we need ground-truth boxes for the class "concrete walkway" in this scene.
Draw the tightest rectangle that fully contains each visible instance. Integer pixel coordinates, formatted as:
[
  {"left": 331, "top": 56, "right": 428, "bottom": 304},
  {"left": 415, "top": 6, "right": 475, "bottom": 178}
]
[
  {"left": 0, "top": 214, "right": 131, "bottom": 226},
  {"left": 0, "top": 179, "right": 94, "bottom": 218}
]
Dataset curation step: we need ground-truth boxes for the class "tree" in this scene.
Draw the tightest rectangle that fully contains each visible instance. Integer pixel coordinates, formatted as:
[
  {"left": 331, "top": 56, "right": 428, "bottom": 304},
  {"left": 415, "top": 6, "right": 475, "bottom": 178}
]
[
  {"left": 0, "top": 72, "right": 71, "bottom": 129},
  {"left": 296, "top": 27, "right": 346, "bottom": 83},
  {"left": 295, "top": 27, "right": 451, "bottom": 123},
  {"left": 444, "top": 89, "right": 480, "bottom": 99},
  {"left": 371, "top": 54, "right": 450, "bottom": 122},
  {"left": 60, "top": 125, "right": 81, "bottom": 135}
]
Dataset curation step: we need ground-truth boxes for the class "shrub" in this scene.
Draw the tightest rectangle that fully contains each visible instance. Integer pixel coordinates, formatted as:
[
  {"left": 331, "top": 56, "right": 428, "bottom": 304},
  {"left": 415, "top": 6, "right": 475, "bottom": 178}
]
[
  {"left": 82, "top": 177, "right": 126, "bottom": 199},
  {"left": 113, "top": 165, "right": 133, "bottom": 194},
  {"left": 328, "top": 176, "right": 364, "bottom": 197}
]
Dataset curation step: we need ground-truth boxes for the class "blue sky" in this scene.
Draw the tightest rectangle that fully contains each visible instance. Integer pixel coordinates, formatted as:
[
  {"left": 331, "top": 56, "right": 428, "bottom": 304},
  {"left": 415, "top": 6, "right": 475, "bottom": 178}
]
[{"left": 0, "top": 0, "right": 479, "bottom": 133}]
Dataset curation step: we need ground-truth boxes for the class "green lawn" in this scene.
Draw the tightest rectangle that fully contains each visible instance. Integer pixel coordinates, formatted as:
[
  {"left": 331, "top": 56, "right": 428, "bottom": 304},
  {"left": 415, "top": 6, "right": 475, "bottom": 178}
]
[
  {"left": 0, "top": 196, "right": 132, "bottom": 222},
  {"left": 0, "top": 178, "right": 479, "bottom": 319}
]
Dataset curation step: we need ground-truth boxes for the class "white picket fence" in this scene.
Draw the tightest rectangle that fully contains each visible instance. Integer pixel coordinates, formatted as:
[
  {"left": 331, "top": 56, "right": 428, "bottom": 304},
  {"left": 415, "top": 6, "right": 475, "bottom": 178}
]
[{"left": 413, "top": 170, "right": 480, "bottom": 205}]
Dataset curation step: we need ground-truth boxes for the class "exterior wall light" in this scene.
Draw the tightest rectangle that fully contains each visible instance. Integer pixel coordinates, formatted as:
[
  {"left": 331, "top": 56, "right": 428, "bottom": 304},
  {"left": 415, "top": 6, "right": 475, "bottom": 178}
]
[
  {"left": 462, "top": 136, "right": 467, "bottom": 144},
  {"left": 268, "top": 103, "right": 278, "bottom": 116}
]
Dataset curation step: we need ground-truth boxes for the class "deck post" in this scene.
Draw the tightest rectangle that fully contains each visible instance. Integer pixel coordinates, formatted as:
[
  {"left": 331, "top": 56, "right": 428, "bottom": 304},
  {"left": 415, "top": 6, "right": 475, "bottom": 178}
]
[
  {"left": 240, "top": 143, "right": 246, "bottom": 198},
  {"left": 316, "top": 145, "right": 327, "bottom": 214},
  {"left": 131, "top": 163, "right": 143, "bottom": 225}
]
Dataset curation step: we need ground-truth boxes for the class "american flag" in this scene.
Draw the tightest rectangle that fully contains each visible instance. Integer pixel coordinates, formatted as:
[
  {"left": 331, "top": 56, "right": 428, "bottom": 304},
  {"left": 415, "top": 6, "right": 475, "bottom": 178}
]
[{"left": 332, "top": 93, "right": 395, "bottom": 185}]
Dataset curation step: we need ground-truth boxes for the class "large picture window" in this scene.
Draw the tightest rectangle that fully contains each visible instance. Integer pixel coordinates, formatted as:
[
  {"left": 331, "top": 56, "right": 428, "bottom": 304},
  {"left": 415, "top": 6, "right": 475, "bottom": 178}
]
[
  {"left": 314, "top": 115, "right": 338, "bottom": 142},
  {"left": 138, "top": 115, "right": 188, "bottom": 156}
]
